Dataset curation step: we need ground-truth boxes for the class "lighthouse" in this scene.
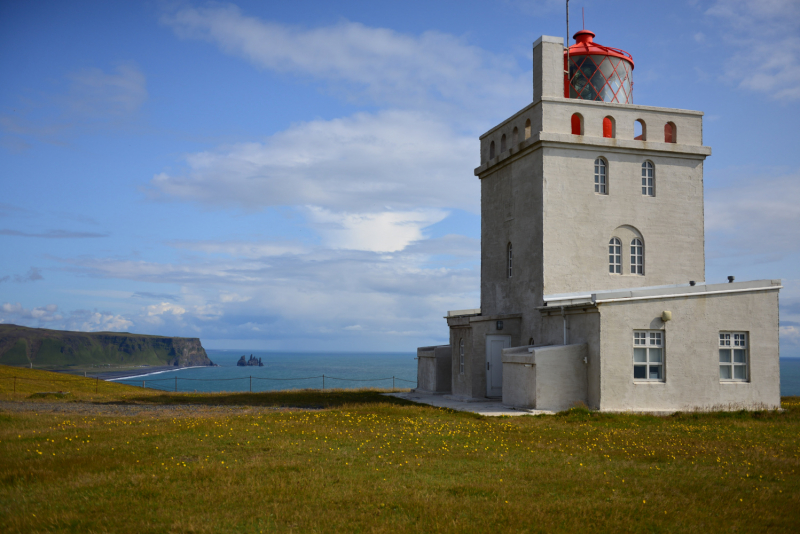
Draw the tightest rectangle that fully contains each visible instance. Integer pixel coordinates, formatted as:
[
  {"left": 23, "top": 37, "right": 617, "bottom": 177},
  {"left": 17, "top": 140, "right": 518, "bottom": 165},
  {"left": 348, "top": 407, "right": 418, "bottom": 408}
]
[{"left": 413, "top": 31, "right": 780, "bottom": 414}]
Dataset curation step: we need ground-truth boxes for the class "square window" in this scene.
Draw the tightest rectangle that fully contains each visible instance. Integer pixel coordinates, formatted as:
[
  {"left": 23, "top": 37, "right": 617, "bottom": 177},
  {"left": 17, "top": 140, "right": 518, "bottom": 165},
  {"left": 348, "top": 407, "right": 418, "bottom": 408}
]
[
  {"left": 719, "top": 332, "right": 748, "bottom": 382},
  {"left": 633, "top": 330, "right": 665, "bottom": 381}
]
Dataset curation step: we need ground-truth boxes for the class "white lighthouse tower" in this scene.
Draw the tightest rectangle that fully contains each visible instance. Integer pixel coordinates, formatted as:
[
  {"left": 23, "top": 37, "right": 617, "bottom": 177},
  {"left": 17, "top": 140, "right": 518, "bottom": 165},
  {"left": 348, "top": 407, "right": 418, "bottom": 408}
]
[{"left": 415, "top": 31, "right": 781, "bottom": 413}]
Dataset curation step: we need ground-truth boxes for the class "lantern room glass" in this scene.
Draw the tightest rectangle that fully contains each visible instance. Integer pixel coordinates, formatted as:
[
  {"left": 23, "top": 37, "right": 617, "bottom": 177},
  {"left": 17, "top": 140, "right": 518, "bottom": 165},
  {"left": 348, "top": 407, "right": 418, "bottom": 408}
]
[{"left": 568, "top": 55, "right": 633, "bottom": 104}]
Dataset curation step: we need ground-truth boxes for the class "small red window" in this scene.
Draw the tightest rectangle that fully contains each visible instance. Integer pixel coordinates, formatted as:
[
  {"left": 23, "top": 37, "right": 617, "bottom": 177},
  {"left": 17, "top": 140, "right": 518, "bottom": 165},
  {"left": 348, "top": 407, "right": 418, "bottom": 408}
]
[
  {"left": 664, "top": 122, "right": 676, "bottom": 143},
  {"left": 603, "top": 117, "right": 613, "bottom": 138},
  {"left": 571, "top": 114, "right": 582, "bottom": 135}
]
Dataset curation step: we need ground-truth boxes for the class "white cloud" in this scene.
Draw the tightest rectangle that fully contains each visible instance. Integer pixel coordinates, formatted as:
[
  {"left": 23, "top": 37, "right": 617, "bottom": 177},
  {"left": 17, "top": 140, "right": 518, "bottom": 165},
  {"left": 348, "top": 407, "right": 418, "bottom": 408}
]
[
  {"left": 51, "top": 237, "right": 480, "bottom": 348},
  {"left": 150, "top": 110, "right": 478, "bottom": 214},
  {"left": 219, "top": 292, "right": 251, "bottom": 303},
  {"left": 306, "top": 207, "right": 447, "bottom": 252},
  {"left": 71, "top": 312, "right": 133, "bottom": 332},
  {"left": 707, "top": 0, "right": 800, "bottom": 100},
  {"left": 162, "top": 4, "right": 525, "bottom": 112},
  {"left": 171, "top": 240, "right": 307, "bottom": 258},
  {"left": 1, "top": 302, "right": 62, "bottom": 323},
  {"left": 0, "top": 302, "right": 132, "bottom": 332},
  {"left": 146, "top": 302, "right": 187, "bottom": 317}
]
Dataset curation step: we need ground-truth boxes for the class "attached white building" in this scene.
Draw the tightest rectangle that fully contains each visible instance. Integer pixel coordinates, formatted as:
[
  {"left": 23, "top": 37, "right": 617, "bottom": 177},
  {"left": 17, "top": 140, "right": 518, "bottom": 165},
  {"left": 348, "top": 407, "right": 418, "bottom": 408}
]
[{"left": 416, "top": 31, "right": 781, "bottom": 412}]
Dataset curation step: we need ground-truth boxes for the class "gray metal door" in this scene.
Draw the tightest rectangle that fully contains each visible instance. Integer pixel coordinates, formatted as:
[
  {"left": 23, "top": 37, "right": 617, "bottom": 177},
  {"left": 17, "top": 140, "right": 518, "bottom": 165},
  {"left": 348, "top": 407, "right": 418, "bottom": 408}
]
[{"left": 485, "top": 335, "right": 510, "bottom": 397}]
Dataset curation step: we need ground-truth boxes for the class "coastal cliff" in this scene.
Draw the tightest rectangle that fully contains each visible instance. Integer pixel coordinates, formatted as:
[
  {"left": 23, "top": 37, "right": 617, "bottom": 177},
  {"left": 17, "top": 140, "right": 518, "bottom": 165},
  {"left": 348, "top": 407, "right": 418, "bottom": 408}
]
[{"left": 0, "top": 324, "right": 214, "bottom": 368}]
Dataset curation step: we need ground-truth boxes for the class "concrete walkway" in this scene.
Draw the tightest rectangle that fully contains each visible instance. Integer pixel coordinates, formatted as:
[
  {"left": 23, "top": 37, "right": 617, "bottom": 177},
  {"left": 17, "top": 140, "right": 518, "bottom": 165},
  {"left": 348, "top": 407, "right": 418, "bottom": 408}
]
[{"left": 386, "top": 392, "right": 554, "bottom": 416}]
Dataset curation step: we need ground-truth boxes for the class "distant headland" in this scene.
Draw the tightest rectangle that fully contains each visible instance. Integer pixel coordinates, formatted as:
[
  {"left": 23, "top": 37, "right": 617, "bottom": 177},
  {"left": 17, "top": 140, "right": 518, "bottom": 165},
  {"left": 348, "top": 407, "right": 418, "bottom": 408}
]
[{"left": 0, "top": 324, "right": 214, "bottom": 369}]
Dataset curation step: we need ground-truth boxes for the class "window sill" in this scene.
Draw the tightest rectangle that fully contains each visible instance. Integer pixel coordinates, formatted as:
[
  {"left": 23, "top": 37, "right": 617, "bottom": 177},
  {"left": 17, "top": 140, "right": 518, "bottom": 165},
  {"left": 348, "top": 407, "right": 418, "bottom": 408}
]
[
  {"left": 720, "top": 381, "right": 750, "bottom": 384},
  {"left": 633, "top": 380, "right": 665, "bottom": 384}
]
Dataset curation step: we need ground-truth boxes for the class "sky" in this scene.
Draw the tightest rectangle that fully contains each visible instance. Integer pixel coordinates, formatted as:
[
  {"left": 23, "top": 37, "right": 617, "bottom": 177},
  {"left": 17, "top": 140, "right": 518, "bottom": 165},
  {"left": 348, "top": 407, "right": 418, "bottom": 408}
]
[{"left": 1, "top": 0, "right": 799, "bottom": 354}]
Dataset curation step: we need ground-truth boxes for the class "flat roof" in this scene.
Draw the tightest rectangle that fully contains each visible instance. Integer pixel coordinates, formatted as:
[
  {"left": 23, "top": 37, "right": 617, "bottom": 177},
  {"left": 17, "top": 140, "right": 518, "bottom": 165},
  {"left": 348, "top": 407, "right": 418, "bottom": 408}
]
[
  {"left": 446, "top": 308, "right": 481, "bottom": 318},
  {"left": 543, "top": 279, "right": 781, "bottom": 307}
]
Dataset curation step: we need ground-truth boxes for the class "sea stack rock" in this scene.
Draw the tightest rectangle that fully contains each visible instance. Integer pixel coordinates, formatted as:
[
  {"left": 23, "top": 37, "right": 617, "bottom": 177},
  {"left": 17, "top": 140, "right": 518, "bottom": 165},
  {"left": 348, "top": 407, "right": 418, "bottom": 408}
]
[{"left": 237, "top": 354, "right": 263, "bottom": 367}]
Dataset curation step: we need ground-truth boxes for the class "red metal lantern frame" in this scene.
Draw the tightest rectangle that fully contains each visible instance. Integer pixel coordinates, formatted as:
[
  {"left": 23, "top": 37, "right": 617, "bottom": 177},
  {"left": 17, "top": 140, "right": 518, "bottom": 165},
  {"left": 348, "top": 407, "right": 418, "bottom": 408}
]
[{"left": 564, "top": 30, "right": 634, "bottom": 104}]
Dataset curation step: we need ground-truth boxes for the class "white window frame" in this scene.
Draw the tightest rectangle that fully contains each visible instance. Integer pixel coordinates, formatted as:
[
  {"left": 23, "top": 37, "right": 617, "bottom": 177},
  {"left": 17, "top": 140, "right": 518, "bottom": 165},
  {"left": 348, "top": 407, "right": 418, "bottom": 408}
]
[
  {"left": 609, "top": 237, "right": 621, "bottom": 274},
  {"left": 594, "top": 158, "right": 607, "bottom": 194},
  {"left": 642, "top": 161, "right": 655, "bottom": 196},
  {"left": 633, "top": 330, "right": 664, "bottom": 381},
  {"left": 719, "top": 332, "right": 748, "bottom": 381},
  {"left": 630, "top": 238, "right": 644, "bottom": 275},
  {"left": 459, "top": 338, "right": 465, "bottom": 374}
]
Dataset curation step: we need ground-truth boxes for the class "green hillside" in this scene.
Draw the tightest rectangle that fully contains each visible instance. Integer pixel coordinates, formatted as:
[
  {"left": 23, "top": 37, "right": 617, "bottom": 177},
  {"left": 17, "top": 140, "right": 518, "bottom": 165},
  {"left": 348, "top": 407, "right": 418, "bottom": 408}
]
[{"left": 0, "top": 324, "right": 213, "bottom": 368}]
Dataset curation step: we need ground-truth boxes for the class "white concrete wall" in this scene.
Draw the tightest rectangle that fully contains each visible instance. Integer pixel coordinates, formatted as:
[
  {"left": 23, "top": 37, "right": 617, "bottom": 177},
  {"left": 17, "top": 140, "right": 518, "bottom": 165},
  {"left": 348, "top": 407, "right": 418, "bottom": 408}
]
[
  {"left": 415, "top": 345, "right": 452, "bottom": 395},
  {"left": 539, "top": 309, "right": 602, "bottom": 408},
  {"left": 541, "top": 141, "right": 706, "bottom": 295},
  {"left": 533, "top": 36, "right": 564, "bottom": 101},
  {"left": 597, "top": 288, "right": 780, "bottom": 411},
  {"left": 502, "top": 343, "right": 588, "bottom": 411}
]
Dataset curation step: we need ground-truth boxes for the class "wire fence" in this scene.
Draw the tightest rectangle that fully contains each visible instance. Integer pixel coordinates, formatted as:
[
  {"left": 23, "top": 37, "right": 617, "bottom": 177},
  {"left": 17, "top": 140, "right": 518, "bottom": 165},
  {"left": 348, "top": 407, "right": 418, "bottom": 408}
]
[{"left": 0, "top": 374, "right": 417, "bottom": 394}]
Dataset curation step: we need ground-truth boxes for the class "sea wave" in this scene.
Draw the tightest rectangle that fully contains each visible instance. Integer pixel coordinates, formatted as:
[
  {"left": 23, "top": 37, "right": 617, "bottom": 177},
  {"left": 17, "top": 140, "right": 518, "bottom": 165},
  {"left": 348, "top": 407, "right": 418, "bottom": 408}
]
[{"left": 107, "top": 366, "right": 207, "bottom": 381}]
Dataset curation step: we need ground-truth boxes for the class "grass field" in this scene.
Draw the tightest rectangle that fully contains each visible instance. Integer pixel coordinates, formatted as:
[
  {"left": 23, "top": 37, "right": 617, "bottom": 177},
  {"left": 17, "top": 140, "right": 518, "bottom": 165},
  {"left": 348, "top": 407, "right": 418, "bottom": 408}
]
[{"left": 1, "top": 365, "right": 799, "bottom": 533}]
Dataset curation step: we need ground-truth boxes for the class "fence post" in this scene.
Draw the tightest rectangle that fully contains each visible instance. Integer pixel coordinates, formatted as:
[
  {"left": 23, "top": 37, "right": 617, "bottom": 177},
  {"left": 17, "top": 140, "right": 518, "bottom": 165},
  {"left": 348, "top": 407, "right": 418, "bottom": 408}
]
[
  {"left": 250, "top": 375, "right": 252, "bottom": 393},
  {"left": 175, "top": 376, "right": 177, "bottom": 392},
  {"left": 322, "top": 374, "right": 325, "bottom": 390},
  {"left": 142, "top": 381, "right": 145, "bottom": 389},
  {"left": 393, "top": 376, "right": 395, "bottom": 391}
]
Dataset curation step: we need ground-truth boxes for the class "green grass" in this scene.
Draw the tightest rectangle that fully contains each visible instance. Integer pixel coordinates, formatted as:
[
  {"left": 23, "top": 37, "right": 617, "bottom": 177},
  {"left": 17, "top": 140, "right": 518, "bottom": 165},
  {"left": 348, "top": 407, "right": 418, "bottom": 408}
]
[{"left": 1, "top": 366, "right": 799, "bottom": 533}]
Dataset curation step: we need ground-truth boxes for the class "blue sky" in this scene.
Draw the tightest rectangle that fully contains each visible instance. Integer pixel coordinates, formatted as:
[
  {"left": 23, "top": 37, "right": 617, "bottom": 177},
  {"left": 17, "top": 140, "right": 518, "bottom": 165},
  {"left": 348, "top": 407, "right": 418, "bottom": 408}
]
[{"left": 1, "top": 0, "right": 798, "bottom": 354}]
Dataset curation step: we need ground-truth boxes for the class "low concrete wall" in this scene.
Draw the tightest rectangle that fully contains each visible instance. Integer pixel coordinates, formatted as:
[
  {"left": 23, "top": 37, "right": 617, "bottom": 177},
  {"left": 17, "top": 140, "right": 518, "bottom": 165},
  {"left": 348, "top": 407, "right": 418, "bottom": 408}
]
[
  {"left": 502, "top": 343, "right": 588, "bottom": 411},
  {"left": 415, "top": 345, "right": 452, "bottom": 395}
]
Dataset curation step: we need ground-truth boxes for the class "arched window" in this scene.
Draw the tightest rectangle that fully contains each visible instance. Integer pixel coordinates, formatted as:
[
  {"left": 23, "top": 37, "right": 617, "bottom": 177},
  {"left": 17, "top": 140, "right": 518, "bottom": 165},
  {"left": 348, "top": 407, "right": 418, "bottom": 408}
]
[
  {"left": 459, "top": 338, "right": 465, "bottom": 374},
  {"left": 634, "top": 119, "right": 646, "bottom": 141},
  {"left": 631, "top": 238, "right": 644, "bottom": 275},
  {"left": 507, "top": 243, "right": 513, "bottom": 278},
  {"left": 603, "top": 116, "right": 615, "bottom": 138},
  {"left": 524, "top": 118, "right": 531, "bottom": 139},
  {"left": 664, "top": 122, "right": 676, "bottom": 143},
  {"left": 512, "top": 127, "right": 519, "bottom": 146},
  {"left": 571, "top": 113, "right": 583, "bottom": 135},
  {"left": 500, "top": 134, "right": 507, "bottom": 153},
  {"left": 594, "top": 157, "right": 607, "bottom": 194},
  {"left": 609, "top": 238, "right": 622, "bottom": 274},
  {"left": 642, "top": 161, "right": 655, "bottom": 196},
  {"left": 489, "top": 140, "right": 495, "bottom": 159}
]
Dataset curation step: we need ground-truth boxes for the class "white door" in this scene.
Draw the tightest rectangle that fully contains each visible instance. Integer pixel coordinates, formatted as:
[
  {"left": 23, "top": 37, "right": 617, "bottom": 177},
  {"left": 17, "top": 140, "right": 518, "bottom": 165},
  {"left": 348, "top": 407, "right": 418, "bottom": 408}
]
[{"left": 485, "top": 335, "right": 511, "bottom": 397}]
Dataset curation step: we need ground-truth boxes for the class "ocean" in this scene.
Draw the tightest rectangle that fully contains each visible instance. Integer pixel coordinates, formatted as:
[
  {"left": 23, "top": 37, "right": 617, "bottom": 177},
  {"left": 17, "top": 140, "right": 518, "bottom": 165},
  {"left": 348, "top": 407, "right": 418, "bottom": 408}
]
[
  {"left": 110, "top": 350, "right": 418, "bottom": 393},
  {"left": 110, "top": 351, "right": 800, "bottom": 397}
]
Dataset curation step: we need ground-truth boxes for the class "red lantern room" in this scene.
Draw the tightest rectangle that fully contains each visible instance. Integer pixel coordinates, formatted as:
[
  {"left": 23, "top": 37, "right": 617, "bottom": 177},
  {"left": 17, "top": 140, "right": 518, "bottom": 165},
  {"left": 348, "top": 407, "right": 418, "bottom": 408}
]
[{"left": 565, "top": 30, "right": 634, "bottom": 104}]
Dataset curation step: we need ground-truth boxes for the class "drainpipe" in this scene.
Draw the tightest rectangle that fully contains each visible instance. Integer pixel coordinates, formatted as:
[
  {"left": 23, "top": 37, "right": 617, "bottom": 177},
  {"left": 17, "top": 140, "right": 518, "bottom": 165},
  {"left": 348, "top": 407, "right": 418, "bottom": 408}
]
[{"left": 561, "top": 306, "right": 568, "bottom": 345}]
